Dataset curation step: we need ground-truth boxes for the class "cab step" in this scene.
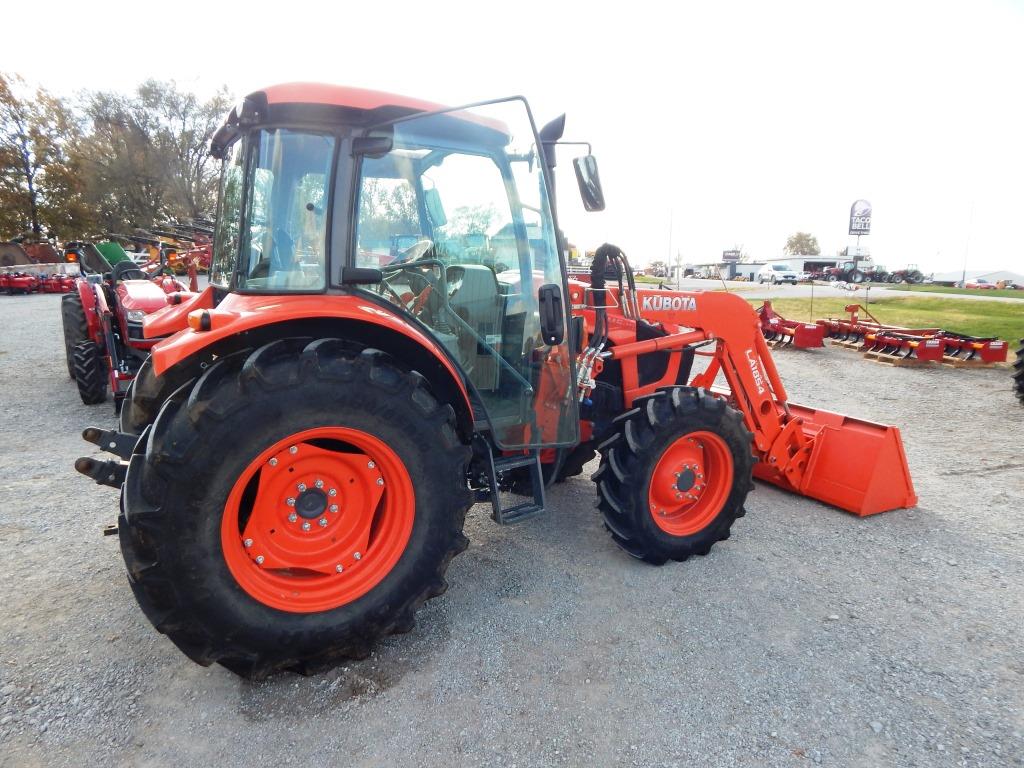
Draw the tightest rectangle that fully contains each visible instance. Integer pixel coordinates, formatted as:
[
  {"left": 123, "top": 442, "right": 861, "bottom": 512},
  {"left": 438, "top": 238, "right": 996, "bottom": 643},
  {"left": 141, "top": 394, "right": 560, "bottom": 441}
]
[{"left": 485, "top": 450, "right": 547, "bottom": 525}]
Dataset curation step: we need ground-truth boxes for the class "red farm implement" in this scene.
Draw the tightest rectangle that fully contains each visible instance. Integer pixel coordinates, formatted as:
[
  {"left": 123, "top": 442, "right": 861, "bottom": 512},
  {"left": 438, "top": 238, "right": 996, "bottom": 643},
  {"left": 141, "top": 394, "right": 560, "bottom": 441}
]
[
  {"left": 1, "top": 270, "right": 40, "bottom": 294},
  {"left": 818, "top": 304, "right": 1008, "bottom": 367},
  {"left": 39, "top": 273, "right": 76, "bottom": 293},
  {"left": 756, "top": 301, "right": 825, "bottom": 348}
]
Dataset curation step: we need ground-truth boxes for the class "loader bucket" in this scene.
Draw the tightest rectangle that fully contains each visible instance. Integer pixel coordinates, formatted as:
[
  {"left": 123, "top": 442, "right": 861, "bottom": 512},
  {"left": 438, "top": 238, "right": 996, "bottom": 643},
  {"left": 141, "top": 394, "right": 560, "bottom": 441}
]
[{"left": 753, "top": 401, "right": 917, "bottom": 516}]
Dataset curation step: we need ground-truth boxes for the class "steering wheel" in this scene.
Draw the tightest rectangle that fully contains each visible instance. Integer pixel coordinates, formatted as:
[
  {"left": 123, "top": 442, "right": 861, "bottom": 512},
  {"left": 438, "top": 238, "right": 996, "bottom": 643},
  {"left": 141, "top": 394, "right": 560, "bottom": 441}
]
[
  {"left": 394, "top": 238, "right": 434, "bottom": 264},
  {"left": 111, "top": 260, "right": 148, "bottom": 282},
  {"left": 378, "top": 238, "right": 440, "bottom": 316}
]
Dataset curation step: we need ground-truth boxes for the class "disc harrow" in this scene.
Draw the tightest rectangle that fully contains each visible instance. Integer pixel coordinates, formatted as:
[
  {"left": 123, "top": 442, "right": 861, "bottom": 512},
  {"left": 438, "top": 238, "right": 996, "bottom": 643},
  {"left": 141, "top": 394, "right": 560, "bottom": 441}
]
[
  {"left": 756, "top": 301, "right": 825, "bottom": 348},
  {"left": 817, "top": 304, "right": 1008, "bottom": 367}
]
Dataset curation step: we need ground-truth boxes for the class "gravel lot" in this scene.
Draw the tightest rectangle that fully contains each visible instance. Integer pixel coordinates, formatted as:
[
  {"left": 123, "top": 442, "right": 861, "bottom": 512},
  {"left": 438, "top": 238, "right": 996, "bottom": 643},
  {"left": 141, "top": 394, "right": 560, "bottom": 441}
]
[{"left": 1, "top": 292, "right": 1021, "bottom": 768}]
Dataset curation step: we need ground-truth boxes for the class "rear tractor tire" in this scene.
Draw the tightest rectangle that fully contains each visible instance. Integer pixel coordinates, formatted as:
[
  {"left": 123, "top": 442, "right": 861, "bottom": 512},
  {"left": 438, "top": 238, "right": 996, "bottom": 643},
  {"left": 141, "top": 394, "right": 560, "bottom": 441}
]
[
  {"left": 61, "top": 292, "right": 88, "bottom": 379},
  {"left": 593, "top": 387, "right": 754, "bottom": 564},
  {"left": 119, "top": 339, "right": 472, "bottom": 678},
  {"left": 72, "top": 340, "right": 108, "bottom": 404}
]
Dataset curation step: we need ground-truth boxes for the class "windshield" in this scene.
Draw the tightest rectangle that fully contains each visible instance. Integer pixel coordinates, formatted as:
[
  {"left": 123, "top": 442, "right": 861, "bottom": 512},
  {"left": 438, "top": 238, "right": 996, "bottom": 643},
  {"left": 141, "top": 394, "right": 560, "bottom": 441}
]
[
  {"left": 353, "top": 99, "right": 576, "bottom": 449},
  {"left": 211, "top": 129, "right": 335, "bottom": 291},
  {"left": 772, "top": 264, "right": 792, "bottom": 271}
]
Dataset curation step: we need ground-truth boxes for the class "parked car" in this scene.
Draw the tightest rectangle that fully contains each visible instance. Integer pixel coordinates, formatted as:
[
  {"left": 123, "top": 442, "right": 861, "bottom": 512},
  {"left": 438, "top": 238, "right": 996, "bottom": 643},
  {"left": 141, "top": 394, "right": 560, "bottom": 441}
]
[
  {"left": 758, "top": 263, "right": 799, "bottom": 284},
  {"left": 965, "top": 278, "right": 997, "bottom": 290},
  {"left": 796, "top": 271, "right": 812, "bottom": 282}
]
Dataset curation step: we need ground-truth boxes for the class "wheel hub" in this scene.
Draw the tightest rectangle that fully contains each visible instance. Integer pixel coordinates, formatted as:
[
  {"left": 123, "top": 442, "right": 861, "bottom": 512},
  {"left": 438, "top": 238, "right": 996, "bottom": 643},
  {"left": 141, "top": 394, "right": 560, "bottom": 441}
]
[
  {"left": 674, "top": 466, "right": 698, "bottom": 493},
  {"left": 296, "top": 487, "right": 328, "bottom": 519},
  {"left": 221, "top": 428, "right": 415, "bottom": 613},
  {"left": 648, "top": 431, "right": 733, "bottom": 536}
]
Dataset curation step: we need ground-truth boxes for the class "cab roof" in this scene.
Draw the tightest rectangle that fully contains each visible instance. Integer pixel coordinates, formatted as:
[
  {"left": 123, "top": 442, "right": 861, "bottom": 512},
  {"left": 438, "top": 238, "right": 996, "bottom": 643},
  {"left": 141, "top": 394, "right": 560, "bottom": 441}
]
[
  {"left": 259, "top": 82, "right": 447, "bottom": 114},
  {"left": 211, "top": 82, "right": 511, "bottom": 158}
]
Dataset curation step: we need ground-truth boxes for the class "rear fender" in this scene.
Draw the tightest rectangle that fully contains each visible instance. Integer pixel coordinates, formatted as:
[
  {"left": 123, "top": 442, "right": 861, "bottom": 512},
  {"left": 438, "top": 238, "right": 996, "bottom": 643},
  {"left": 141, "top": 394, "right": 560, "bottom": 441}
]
[
  {"left": 76, "top": 280, "right": 102, "bottom": 342},
  {"left": 152, "top": 293, "right": 474, "bottom": 439}
]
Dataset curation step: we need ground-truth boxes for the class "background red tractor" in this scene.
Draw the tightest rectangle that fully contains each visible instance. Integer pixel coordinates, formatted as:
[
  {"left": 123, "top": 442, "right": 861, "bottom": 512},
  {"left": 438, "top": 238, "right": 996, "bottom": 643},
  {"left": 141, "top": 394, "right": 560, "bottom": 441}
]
[
  {"left": 61, "top": 246, "right": 194, "bottom": 407},
  {"left": 887, "top": 265, "right": 926, "bottom": 284},
  {"left": 76, "top": 84, "right": 916, "bottom": 679}
]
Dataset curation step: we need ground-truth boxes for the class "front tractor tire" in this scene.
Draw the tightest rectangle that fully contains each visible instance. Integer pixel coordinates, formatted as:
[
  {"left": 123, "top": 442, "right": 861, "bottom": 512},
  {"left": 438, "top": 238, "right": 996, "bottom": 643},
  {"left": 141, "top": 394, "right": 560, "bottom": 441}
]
[
  {"left": 593, "top": 387, "right": 754, "bottom": 564},
  {"left": 61, "top": 292, "right": 88, "bottom": 379},
  {"left": 119, "top": 339, "right": 472, "bottom": 678},
  {"left": 73, "top": 340, "right": 108, "bottom": 404}
]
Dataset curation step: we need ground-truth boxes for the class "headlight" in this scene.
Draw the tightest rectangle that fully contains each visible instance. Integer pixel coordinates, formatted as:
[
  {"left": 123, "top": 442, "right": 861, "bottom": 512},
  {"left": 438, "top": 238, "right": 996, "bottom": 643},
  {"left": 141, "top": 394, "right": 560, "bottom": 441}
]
[{"left": 126, "top": 310, "right": 146, "bottom": 323}]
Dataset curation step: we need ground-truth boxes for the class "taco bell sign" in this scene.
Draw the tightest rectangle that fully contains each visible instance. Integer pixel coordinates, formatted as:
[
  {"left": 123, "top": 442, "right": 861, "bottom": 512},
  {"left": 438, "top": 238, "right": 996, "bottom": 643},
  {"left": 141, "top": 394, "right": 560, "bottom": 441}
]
[{"left": 849, "top": 199, "right": 872, "bottom": 235}]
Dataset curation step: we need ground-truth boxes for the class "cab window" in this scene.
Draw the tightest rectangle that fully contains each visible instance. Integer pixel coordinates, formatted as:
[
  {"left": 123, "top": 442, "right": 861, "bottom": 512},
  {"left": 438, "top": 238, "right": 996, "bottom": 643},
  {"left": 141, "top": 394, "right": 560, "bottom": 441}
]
[{"left": 237, "top": 129, "right": 335, "bottom": 292}]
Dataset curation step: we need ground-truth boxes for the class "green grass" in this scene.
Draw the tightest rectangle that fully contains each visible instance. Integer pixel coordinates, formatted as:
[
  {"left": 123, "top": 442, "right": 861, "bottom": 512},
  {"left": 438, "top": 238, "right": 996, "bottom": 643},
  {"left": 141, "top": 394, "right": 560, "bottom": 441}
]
[
  {"left": 884, "top": 284, "right": 1024, "bottom": 299},
  {"left": 748, "top": 296, "right": 1024, "bottom": 341}
]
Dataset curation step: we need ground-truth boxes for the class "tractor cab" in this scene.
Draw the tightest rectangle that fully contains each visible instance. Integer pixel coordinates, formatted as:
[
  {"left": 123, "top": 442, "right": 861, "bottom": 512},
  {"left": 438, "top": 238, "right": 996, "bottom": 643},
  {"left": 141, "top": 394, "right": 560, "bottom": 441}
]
[{"left": 205, "top": 86, "right": 605, "bottom": 450}]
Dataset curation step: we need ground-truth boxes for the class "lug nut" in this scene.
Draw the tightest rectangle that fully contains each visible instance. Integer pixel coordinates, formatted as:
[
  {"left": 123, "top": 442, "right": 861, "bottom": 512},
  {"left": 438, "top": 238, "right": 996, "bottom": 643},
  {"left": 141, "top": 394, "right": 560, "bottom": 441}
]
[
  {"left": 329, "top": 488, "right": 337, "bottom": 497},
  {"left": 288, "top": 512, "right": 298, "bottom": 522},
  {"left": 318, "top": 518, "right": 328, "bottom": 528},
  {"left": 297, "top": 482, "right": 307, "bottom": 492},
  {"left": 335, "top": 564, "right": 344, "bottom": 573},
  {"left": 315, "top": 479, "right": 324, "bottom": 488},
  {"left": 289, "top": 446, "right": 298, "bottom": 454},
  {"left": 269, "top": 458, "right": 278, "bottom": 467},
  {"left": 243, "top": 538, "right": 253, "bottom": 548},
  {"left": 367, "top": 461, "right": 376, "bottom": 469},
  {"left": 353, "top": 552, "right": 362, "bottom": 560},
  {"left": 329, "top": 504, "right": 338, "bottom": 513},
  {"left": 302, "top": 521, "right": 311, "bottom": 531},
  {"left": 287, "top": 497, "right": 296, "bottom": 507},
  {"left": 255, "top": 555, "right": 265, "bottom": 565}
]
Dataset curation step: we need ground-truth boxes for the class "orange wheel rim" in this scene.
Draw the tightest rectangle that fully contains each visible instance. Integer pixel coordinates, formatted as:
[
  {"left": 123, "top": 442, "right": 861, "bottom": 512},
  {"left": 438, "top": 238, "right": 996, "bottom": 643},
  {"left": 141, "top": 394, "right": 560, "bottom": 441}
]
[
  {"left": 648, "top": 430, "right": 733, "bottom": 536},
  {"left": 221, "top": 427, "right": 414, "bottom": 613}
]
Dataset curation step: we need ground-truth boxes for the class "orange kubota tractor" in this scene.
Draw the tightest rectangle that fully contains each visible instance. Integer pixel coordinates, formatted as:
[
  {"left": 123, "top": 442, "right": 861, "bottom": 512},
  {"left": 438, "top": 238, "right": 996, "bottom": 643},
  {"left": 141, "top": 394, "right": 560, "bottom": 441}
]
[{"left": 75, "top": 84, "right": 916, "bottom": 678}]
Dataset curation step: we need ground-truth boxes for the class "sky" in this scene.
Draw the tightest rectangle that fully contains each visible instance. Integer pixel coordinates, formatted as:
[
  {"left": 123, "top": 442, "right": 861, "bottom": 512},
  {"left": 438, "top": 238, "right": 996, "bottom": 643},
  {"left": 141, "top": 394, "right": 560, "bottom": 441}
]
[{"left": 4, "top": 0, "right": 1023, "bottom": 274}]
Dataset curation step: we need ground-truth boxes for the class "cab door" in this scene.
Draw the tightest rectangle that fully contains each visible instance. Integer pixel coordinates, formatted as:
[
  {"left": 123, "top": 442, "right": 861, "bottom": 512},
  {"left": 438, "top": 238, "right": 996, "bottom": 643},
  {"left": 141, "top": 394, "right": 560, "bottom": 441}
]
[{"left": 352, "top": 98, "right": 578, "bottom": 450}]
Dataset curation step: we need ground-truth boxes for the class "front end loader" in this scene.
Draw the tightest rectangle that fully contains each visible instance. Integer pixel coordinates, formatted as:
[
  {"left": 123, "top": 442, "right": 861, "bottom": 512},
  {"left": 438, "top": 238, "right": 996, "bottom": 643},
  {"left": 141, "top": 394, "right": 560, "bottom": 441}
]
[{"left": 75, "top": 83, "right": 916, "bottom": 678}]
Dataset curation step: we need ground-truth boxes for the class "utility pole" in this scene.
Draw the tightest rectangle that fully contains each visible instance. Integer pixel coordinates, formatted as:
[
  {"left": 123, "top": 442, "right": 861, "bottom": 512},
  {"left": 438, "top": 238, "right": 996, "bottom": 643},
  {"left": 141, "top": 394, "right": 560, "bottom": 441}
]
[
  {"left": 667, "top": 209, "right": 674, "bottom": 282},
  {"left": 961, "top": 202, "right": 974, "bottom": 288}
]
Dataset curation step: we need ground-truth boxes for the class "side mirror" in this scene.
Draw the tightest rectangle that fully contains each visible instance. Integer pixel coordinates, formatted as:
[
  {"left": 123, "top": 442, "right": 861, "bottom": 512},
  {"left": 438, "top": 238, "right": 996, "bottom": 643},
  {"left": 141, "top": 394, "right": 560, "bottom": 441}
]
[
  {"left": 573, "top": 155, "right": 605, "bottom": 212},
  {"left": 352, "top": 135, "right": 394, "bottom": 158}
]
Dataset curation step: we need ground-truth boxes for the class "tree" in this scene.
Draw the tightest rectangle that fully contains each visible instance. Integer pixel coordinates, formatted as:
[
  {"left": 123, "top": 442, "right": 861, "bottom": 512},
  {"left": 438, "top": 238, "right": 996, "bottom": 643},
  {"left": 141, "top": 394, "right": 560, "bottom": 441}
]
[
  {"left": 443, "top": 204, "right": 497, "bottom": 237},
  {"left": 357, "top": 177, "right": 419, "bottom": 247},
  {"left": 0, "top": 73, "right": 85, "bottom": 238},
  {"left": 136, "top": 81, "right": 232, "bottom": 219},
  {"left": 648, "top": 259, "right": 668, "bottom": 277},
  {"left": 784, "top": 232, "right": 820, "bottom": 256},
  {"left": 73, "top": 80, "right": 231, "bottom": 233}
]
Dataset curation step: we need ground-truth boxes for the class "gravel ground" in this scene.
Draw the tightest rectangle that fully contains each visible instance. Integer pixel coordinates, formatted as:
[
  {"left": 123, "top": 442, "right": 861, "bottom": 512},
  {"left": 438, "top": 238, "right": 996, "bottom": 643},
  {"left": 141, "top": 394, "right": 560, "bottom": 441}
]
[{"left": 0, "top": 292, "right": 1021, "bottom": 768}]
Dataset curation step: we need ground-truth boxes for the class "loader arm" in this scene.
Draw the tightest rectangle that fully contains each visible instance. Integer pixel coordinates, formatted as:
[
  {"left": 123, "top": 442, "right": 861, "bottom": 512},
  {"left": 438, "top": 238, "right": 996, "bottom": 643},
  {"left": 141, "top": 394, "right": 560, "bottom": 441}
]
[{"left": 623, "top": 289, "right": 808, "bottom": 474}]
